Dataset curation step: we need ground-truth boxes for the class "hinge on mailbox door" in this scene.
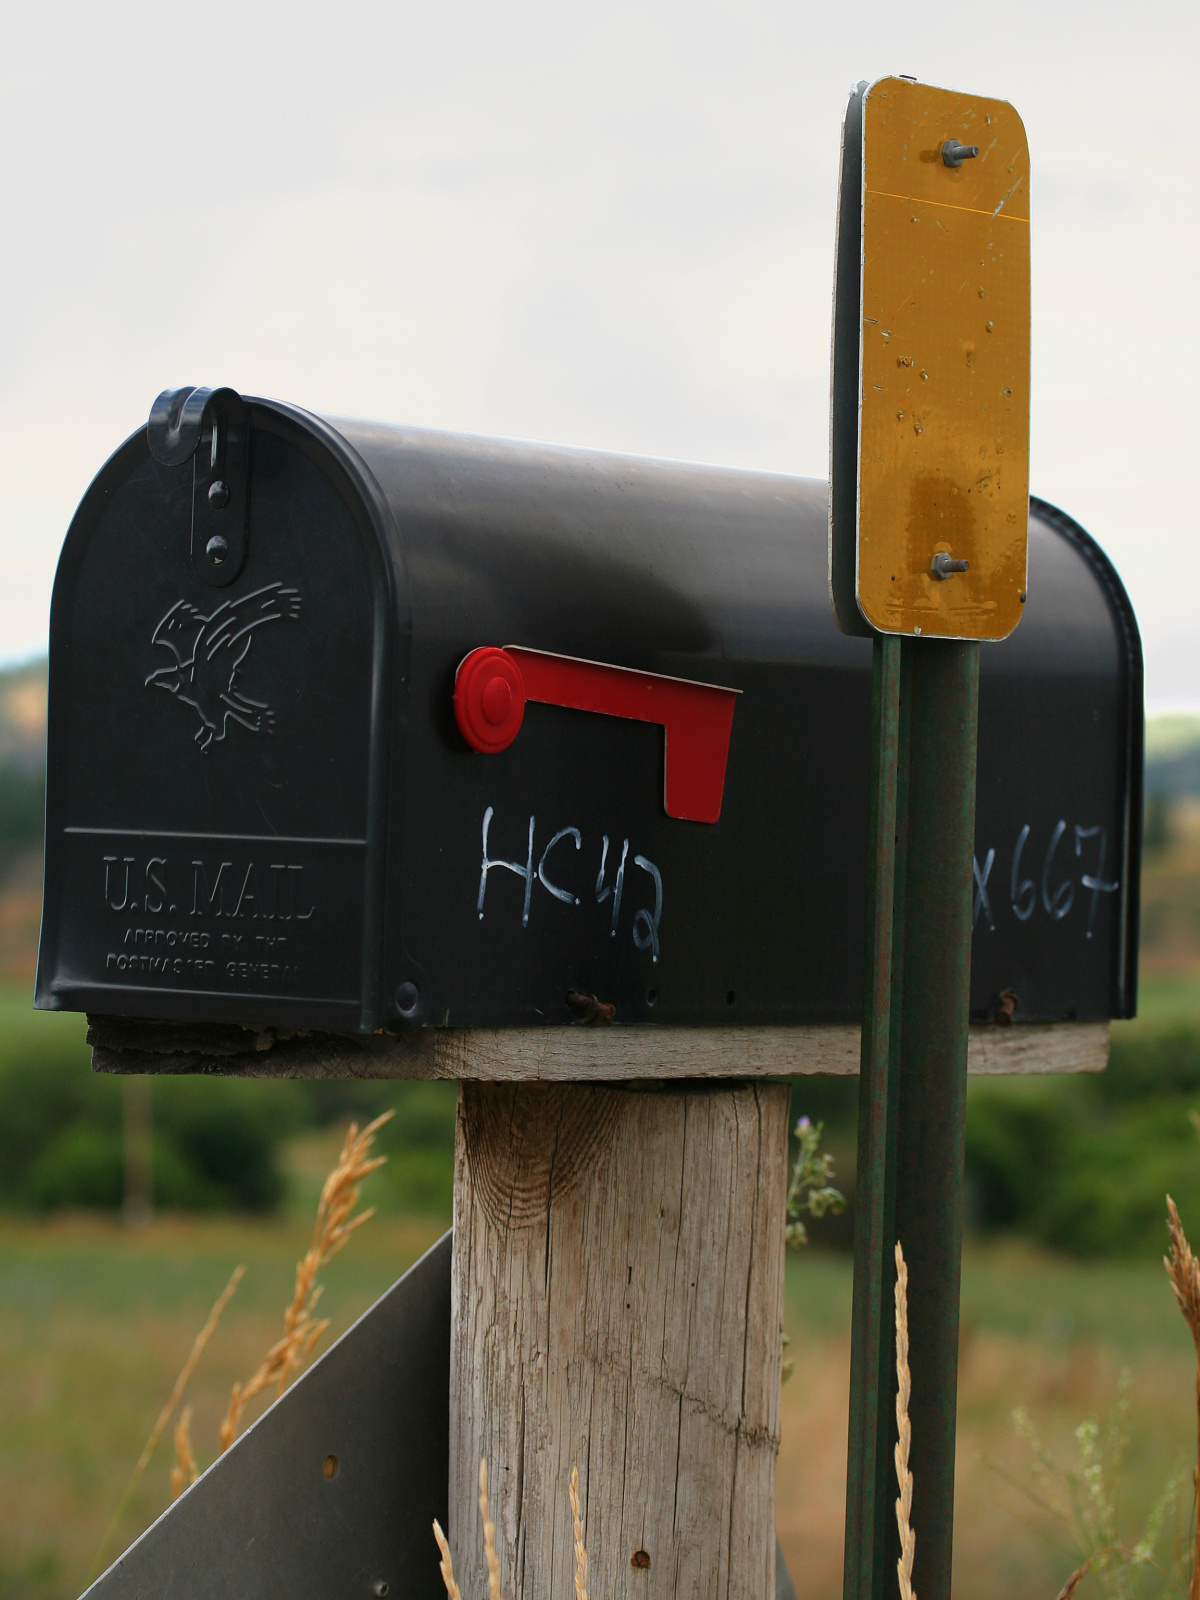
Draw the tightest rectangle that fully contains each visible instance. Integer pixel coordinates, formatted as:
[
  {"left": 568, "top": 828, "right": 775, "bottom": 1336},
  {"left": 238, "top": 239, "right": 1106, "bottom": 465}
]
[{"left": 146, "top": 386, "right": 250, "bottom": 587}]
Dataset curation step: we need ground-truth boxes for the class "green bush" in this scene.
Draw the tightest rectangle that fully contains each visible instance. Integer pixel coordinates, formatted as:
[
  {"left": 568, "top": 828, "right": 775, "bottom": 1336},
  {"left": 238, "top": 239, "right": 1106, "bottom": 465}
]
[
  {"left": 154, "top": 1077, "right": 295, "bottom": 1211},
  {"left": 374, "top": 1082, "right": 458, "bottom": 1214},
  {"left": 966, "top": 1017, "right": 1200, "bottom": 1257},
  {"left": 1101, "top": 1021, "right": 1200, "bottom": 1101},
  {"left": 1030, "top": 1098, "right": 1200, "bottom": 1257},
  {"left": 0, "top": 1000, "right": 293, "bottom": 1212},
  {"left": 293, "top": 1077, "right": 398, "bottom": 1127},
  {"left": 0, "top": 1010, "right": 116, "bottom": 1200},
  {"left": 0, "top": 996, "right": 465, "bottom": 1215},
  {"left": 27, "top": 1123, "right": 124, "bottom": 1209},
  {"left": 965, "top": 1077, "right": 1075, "bottom": 1233},
  {"left": 0, "top": 762, "right": 44, "bottom": 880}
]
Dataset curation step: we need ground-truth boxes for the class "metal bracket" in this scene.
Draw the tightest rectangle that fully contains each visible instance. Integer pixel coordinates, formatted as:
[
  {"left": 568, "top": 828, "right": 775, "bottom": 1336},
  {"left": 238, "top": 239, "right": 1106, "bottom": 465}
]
[
  {"left": 147, "top": 387, "right": 250, "bottom": 588},
  {"left": 82, "top": 1233, "right": 452, "bottom": 1600}
]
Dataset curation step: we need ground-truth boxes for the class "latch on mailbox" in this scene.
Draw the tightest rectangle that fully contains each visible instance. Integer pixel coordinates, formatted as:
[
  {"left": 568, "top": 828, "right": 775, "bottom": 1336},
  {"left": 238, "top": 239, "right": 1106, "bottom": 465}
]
[{"left": 147, "top": 386, "right": 250, "bottom": 588}]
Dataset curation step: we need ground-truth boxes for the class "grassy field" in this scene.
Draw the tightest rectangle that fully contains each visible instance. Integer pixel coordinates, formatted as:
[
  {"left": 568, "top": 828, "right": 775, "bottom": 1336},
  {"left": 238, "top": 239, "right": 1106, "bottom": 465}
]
[
  {"left": 777, "top": 1246, "right": 1197, "bottom": 1600},
  {"left": 0, "top": 1201, "right": 1196, "bottom": 1599},
  {"left": 773, "top": 960, "right": 1200, "bottom": 1598},
  {"left": 0, "top": 985, "right": 1199, "bottom": 1599},
  {"left": 0, "top": 1206, "right": 450, "bottom": 1598}
]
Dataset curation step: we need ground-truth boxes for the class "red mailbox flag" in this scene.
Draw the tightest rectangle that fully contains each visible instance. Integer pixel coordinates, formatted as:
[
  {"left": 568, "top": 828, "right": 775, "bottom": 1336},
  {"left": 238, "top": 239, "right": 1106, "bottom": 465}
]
[{"left": 453, "top": 645, "right": 739, "bottom": 824}]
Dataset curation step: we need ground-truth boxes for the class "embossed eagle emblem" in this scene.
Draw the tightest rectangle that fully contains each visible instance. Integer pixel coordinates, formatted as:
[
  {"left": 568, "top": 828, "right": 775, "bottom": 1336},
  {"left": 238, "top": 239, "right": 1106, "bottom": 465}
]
[{"left": 145, "top": 583, "right": 302, "bottom": 751}]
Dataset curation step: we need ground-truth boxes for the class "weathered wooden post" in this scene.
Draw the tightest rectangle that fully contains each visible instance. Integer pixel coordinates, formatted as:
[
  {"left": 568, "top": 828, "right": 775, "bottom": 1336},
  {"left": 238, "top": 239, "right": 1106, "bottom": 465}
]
[
  {"left": 451, "top": 1079, "right": 788, "bottom": 1599},
  {"left": 37, "top": 134, "right": 1138, "bottom": 1593}
]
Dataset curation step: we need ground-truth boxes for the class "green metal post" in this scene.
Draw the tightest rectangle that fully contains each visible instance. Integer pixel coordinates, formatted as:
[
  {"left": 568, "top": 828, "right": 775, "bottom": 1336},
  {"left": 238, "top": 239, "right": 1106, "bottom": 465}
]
[
  {"left": 843, "top": 634, "right": 904, "bottom": 1600},
  {"left": 843, "top": 637, "right": 979, "bottom": 1600},
  {"left": 890, "top": 638, "right": 979, "bottom": 1600}
]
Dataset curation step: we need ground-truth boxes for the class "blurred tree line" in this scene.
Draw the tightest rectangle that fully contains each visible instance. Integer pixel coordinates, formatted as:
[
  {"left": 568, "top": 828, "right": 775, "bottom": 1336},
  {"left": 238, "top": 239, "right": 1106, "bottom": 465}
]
[
  {"left": 789, "top": 1015, "right": 1200, "bottom": 1260},
  {"left": 0, "top": 1003, "right": 457, "bottom": 1218},
  {"left": 10, "top": 997, "right": 1200, "bottom": 1258},
  {"left": 0, "top": 762, "right": 43, "bottom": 881},
  {"left": 0, "top": 658, "right": 47, "bottom": 880}
]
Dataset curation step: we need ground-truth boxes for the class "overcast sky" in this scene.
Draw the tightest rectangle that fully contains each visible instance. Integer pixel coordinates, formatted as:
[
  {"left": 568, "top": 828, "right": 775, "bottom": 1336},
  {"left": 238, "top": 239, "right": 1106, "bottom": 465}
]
[{"left": 2, "top": 0, "right": 1195, "bottom": 708}]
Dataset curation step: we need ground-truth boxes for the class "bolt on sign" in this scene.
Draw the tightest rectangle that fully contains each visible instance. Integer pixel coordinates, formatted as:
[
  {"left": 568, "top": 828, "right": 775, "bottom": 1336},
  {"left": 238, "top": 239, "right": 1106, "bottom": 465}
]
[{"left": 829, "top": 76, "right": 1031, "bottom": 640}]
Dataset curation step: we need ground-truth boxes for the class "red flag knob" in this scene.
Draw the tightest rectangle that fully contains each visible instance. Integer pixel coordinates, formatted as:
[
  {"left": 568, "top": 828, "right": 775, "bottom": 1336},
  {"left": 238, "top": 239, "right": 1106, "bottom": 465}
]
[
  {"left": 454, "top": 647, "right": 526, "bottom": 752},
  {"left": 452, "top": 644, "right": 739, "bottom": 823}
]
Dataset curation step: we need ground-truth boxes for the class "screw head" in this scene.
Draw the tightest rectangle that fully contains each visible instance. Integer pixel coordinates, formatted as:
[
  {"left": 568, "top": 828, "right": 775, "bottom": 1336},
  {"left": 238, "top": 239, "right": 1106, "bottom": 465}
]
[
  {"left": 396, "top": 981, "right": 420, "bottom": 1018},
  {"left": 208, "top": 479, "right": 230, "bottom": 508},
  {"left": 206, "top": 535, "right": 228, "bottom": 565}
]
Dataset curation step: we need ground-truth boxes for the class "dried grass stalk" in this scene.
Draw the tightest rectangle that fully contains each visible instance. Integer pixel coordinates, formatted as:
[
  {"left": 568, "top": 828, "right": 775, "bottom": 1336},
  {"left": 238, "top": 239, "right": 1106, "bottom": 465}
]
[
  {"left": 169, "top": 1405, "right": 197, "bottom": 1501},
  {"left": 569, "top": 1465, "right": 589, "bottom": 1600},
  {"left": 433, "top": 1518, "right": 464, "bottom": 1600},
  {"left": 1054, "top": 1552, "right": 1098, "bottom": 1600},
  {"left": 90, "top": 1262, "right": 244, "bottom": 1579},
  {"left": 894, "top": 1240, "right": 916, "bottom": 1600},
  {"left": 1165, "top": 1196, "right": 1200, "bottom": 1600},
  {"left": 434, "top": 1459, "right": 587, "bottom": 1599},
  {"left": 220, "top": 1112, "right": 393, "bottom": 1451},
  {"left": 479, "top": 1457, "right": 505, "bottom": 1600}
]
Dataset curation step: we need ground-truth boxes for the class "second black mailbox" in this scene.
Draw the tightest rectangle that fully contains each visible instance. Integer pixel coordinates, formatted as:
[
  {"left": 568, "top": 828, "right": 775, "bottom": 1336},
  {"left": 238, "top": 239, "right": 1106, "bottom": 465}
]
[{"left": 34, "top": 387, "right": 1141, "bottom": 1033}]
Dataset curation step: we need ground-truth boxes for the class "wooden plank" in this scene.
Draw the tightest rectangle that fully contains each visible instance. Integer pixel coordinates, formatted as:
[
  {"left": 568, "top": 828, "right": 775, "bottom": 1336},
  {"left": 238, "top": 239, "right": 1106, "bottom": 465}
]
[
  {"left": 965, "top": 1022, "right": 1108, "bottom": 1075},
  {"left": 448, "top": 1079, "right": 790, "bottom": 1600},
  {"left": 87, "top": 1016, "right": 1109, "bottom": 1079}
]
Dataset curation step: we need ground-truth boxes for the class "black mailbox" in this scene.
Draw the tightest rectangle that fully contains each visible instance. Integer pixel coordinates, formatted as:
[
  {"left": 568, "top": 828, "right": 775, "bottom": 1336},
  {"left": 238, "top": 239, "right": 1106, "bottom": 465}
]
[{"left": 34, "top": 387, "right": 1141, "bottom": 1034}]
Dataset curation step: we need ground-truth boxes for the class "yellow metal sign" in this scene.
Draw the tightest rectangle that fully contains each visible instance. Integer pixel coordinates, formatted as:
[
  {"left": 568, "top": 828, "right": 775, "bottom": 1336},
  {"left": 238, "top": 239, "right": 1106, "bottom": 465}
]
[{"left": 854, "top": 77, "right": 1030, "bottom": 640}]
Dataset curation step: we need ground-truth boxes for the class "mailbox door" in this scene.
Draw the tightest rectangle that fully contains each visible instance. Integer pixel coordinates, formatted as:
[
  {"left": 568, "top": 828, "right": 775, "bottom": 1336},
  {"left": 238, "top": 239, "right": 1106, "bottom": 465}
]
[{"left": 35, "top": 405, "right": 399, "bottom": 1030}]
